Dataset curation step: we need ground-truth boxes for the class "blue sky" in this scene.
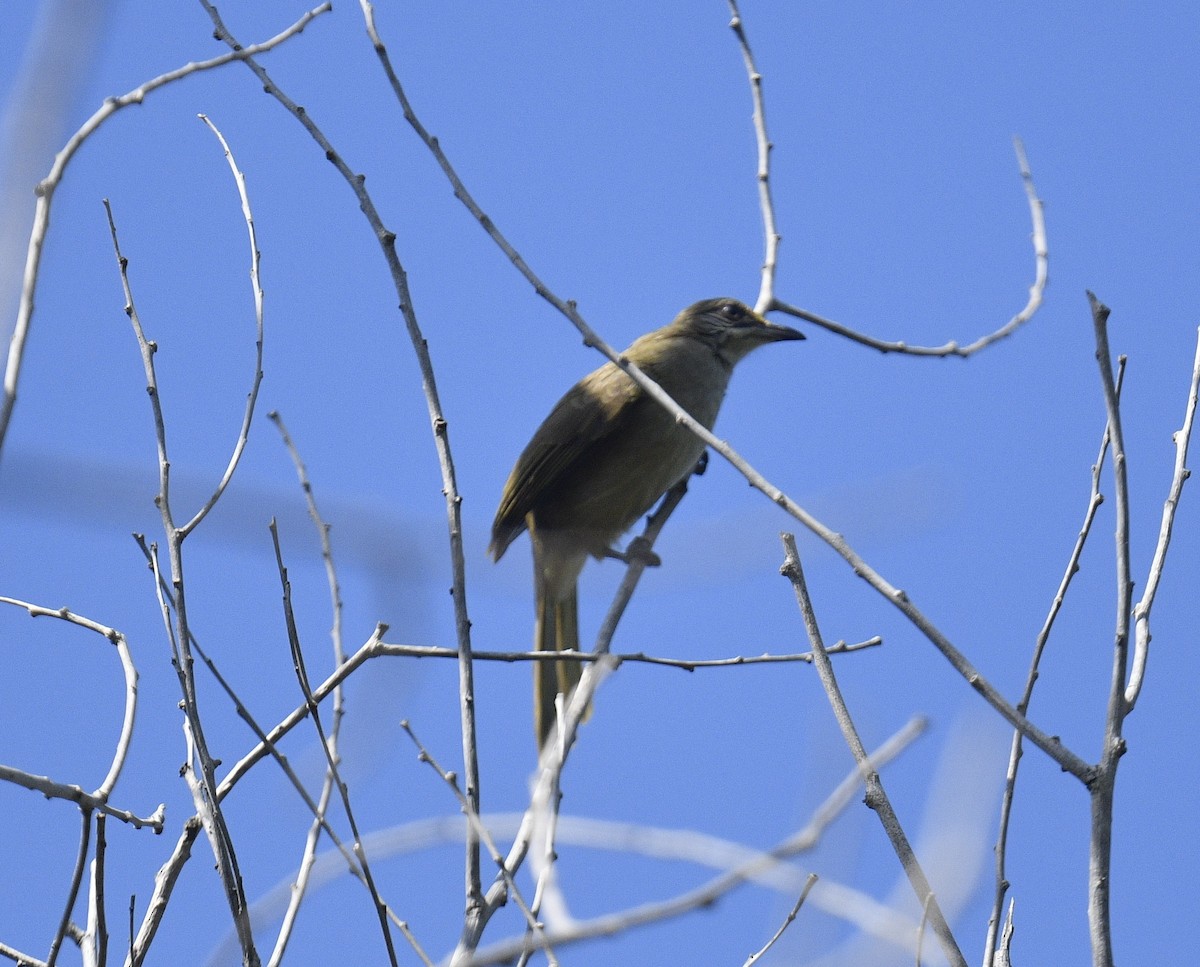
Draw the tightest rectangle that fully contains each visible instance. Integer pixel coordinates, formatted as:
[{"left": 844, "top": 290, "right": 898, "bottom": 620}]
[{"left": 2, "top": 2, "right": 1198, "bottom": 965}]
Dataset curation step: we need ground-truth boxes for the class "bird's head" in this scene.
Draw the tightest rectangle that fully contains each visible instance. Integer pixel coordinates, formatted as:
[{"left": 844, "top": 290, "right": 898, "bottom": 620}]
[{"left": 674, "top": 297, "right": 805, "bottom": 366}]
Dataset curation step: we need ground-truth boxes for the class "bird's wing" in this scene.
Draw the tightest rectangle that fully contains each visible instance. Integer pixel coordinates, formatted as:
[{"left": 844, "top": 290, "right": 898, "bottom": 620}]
[{"left": 489, "top": 363, "right": 641, "bottom": 559}]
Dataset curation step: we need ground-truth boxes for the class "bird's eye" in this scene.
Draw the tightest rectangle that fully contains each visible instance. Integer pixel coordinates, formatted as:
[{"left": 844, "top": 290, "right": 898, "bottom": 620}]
[{"left": 720, "top": 302, "right": 741, "bottom": 319}]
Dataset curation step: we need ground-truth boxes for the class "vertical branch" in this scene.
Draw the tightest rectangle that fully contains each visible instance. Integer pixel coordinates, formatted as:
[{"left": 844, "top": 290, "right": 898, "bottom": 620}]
[
  {"left": 1085, "top": 291, "right": 1132, "bottom": 967},
  {"left": 779, "top": 534, "right": 966, "bottom": 967},
  {"left": 726, "top": 0, "right": 781, "bottom": 313},
  {"left": 1125, "top": 323, "right": 1200, "bottom": 706},
  {"left": 104, "top": 201, "right": 258, "bottom": 965},
  {"left": 983, "top": 360, "right": 1123, "bottom": 964},
  {"left": 269, "top": 521, "right": 401, "bottom": 967},
  {"left": 200, "top": 1, "right": 485, "bottom": 916},
  {"left": 266, "top": 411, "right": 350, "bottom": 966},
  {"left": 46, "top": 809, "right": 92, "bottom": 967}
]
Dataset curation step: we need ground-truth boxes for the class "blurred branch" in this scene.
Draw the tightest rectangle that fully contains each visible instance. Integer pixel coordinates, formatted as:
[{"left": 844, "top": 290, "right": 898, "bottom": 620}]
[
  {"left": 780, "top": 534, "right": 966, "bottom": 967},
  {"left": 463, "top": 716, "right": 927, "bottom": 966},
  {"left": 1126, "top": 323, "right": 1200, "bottom": 706},
  {"left": 0, "top": 3, "right": 330, "bottom": 457}
]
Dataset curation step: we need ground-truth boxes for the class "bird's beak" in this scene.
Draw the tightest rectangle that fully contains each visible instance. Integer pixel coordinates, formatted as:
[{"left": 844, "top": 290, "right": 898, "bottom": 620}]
[{"left": 760, "top": 319, "right": 805, "bottom": 342}]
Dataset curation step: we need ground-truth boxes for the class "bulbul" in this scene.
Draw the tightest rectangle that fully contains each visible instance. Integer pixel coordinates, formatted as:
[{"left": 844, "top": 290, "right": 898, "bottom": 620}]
[{"left": 489, "top": 297, "right": 804, "bottom": 748}]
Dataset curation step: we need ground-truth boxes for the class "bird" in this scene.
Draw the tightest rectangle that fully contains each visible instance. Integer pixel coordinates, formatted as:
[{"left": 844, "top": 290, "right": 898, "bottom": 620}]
[{"left": 489, "top": 297, "right": 804, "bottom": 748}]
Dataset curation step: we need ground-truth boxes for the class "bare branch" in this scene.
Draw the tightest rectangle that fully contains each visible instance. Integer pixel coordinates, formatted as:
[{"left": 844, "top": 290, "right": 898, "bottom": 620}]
[
  {"left": 106, "top": 200, "right": 256, "bottom": 965},
  {"left": 726, "top": 0, "right": 781, "bottom": 313},
  {"left": 0, "top": 597, "right": 139, "bottom": 802},
  {"left": 780, "top": 534, "right": 966, "bottom": 967},
  {"left": 179, "top": 114, "right": 266, "bottom": 537},
  {"left": 742, "top": 875, "right": 817, "bottom": 966},
  {"left": 1126, "top": 323, "right": 1200, "bottom": 705},
  {"left": 984, "top": 358, "right": 1123, "bottom": 965},
  {"left": 269, "top": 522, "right": 402, "bottom": 967},
  {"left": 1085, "top": 291, "right": 1133, "bottom": 967},
  {"left": 772, "top": 138, "right": 1048, "bottom": 357}
]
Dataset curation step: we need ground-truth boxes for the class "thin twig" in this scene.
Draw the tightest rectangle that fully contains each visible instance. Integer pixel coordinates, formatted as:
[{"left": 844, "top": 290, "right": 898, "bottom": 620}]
[
  {"left": 742, "top": 875, "right": 817, "bottom": 966},
  {"left": 0, "top": 941, "right": 48, "bottom": 967},
  {"left": 726, "top": 0, "right": 780, "bottom": 314},
  {"left": 203, "top": 0, "right": 486, "bottom": 914},
  {"left": 773, "top": 138, "right": 1048, "bottom": 357},
  {"left": 105, "top": 201, "right": 256, "bottom": 964},
  {"left": 270, "top": 522, "right": 401, "bottom": 967},
  {"left": 180, "top": 114, "right": 266, "bottom": 537},
  {"left": 0, "top": 597, "right": 140, "bottom": 802},
  {"left": 780, "top": 534, "right": 966, "bottom": 967},
  {"left": 401, "top": 723, "right": 556, "bottom": 966},
  {"left": 266, "top": 411, "right": 351, "bottom": 967},
  {"left": 377, "top": 637, "right": 881, "bottom": 669},
  {"left": 983, "top": 358, "right": 1124, "bottom": 965},
  {"left": 46, "top": 809, "right": 91, "bottom": 967},
  {"left": 0, "top": 763, "right": 161, "bottom": 828},
  {"left": 1126, "top": 323, "right": 1200, "bottom": 705}
]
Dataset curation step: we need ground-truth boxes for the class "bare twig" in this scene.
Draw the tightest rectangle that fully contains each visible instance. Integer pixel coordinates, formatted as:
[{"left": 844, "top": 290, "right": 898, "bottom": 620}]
[
  {"left": 202, "top": 0, "right": 486, "bottom": 915},
  {"left": 742, "top": 875, "right": 817, "bottom": 966},
  {"left": 773, "top": 138, "right": 1047, "bottom": 357},
  {"left": 0, "top": 597, "right": 140, "bottom": 803},
  {"left": 0, "top": 766, "right": 162, "bottom": 832},
  {"left": 46, "top": 809, "right": 91, "bottom": 967},
  {"left": 88, "top": 814, "right": 109, "bottom": 967},
  {"left": 181, "top": 114, "right": 266, "bottom": 537},
  {"left": 1126, "top": 324, "right": 1200, "bottom": 705},
  {"left": 780, "top": 534, "right": 966, "bottom": 967},
  {"left": 270, "top": 522, "right": 401, "bottom": 967},
  {"left": 0, "top": 940, "right": 48, "bottom": 967},
  {"left": 376, "top": 637, "right": 880, "bottom": 669},
  {"left": 726, "top": 0, "right": 780, "bottom": 313},
  {"left": 105, "top": 201, "right": 256, "bottom": 964},
  {"left": 0, "top": 3, "right": 330, "bottom": 455},
  {"left": 266, "top": 411, "right": 351, "bottom": 967},
  {"left": 983, "top": 358, "right": 1124, "bottom": 965},
  {"left": 400, "top": 723, "right": 555, "bottom": 966}
]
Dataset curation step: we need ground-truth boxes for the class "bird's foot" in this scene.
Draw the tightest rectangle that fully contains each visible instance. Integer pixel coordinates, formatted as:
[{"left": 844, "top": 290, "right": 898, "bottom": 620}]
[{"left": 605, "top": 536, "right": 661, "bottom": 568}]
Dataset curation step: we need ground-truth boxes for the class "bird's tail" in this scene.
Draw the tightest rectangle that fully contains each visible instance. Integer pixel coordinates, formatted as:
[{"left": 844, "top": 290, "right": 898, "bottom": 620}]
[{"left": 534, "top": 580, "right": 589, "bottom": 749}]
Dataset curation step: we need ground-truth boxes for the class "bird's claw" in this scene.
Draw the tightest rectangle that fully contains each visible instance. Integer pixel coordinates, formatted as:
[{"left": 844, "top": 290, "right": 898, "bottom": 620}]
[{"left": 606, "top": 536, "right": 661, "bottom": 568}]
